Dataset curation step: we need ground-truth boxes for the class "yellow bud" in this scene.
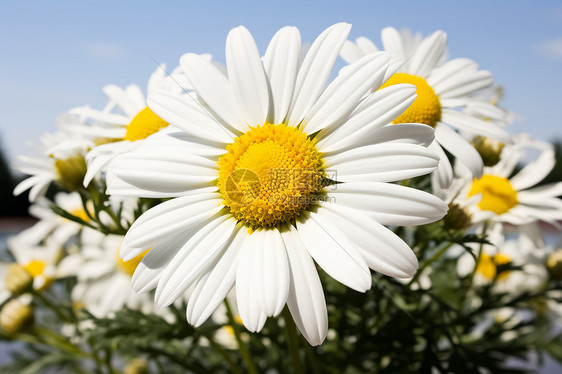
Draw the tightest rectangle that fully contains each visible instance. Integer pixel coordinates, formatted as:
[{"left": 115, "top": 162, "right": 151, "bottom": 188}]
[
  {"left": 5, "top": 264, "right": 33, "bottom": 294},
  {"left": 443, "top": 203, "right": 472, "bottom": 230},
  {"left": 547, "top": 250, "right": 562, "bottom": 280},
  {"left": 0, "top": 297, "right": 33, "bottom": 334},
  {"left": 123, "top": 358, "right": 149, "bottom": 374},
  {"left": 54, "top": 154, "right": 87, "bottom": 190},
  {"left": 472, "top": 136, "right": 504, "bottom": 167}
]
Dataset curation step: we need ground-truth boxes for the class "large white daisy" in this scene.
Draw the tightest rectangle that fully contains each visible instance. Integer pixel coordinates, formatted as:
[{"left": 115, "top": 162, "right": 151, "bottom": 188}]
[
  {"left": 341, "top": 27, "right": 511, "bottom": 187},
  {"left": 106, "top": 23, "right": 448, "bottom": 345},
  {"left": 69, "top": 63, "right": 200, "bottom": 186}
]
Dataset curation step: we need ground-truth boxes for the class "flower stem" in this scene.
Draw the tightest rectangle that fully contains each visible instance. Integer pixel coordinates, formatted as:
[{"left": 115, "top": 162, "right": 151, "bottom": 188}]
[
  {"left": 33, "top": 291, "right": 72, "bottom": 323},
  {"left": 224, "top": 299, "right": 258, "bottom": 374},
  {"left": 282, "top": 307, "right": 304, "bottom": 374},
  {"left": 409, "top": 242, "right": 454, "bottom": 286}
]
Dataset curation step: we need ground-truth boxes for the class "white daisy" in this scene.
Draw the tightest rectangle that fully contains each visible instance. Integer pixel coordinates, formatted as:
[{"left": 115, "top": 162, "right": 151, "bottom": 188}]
[
  {"left": 455, "top": 133, "right": 562, "bottom": 226},
  {"left": 69, "top": 63, "right": 201, "bottom": 186},
  {"left": 13, "top": 124, "right": 93, "bottom": 202},
  {"left": 16, "top": 192, "right": 97, "bottom": 247},
  {"left": 457, "top": 222, "right": 549, "bottom": 295},
  {"left": 107, "top": 23, "right": 448, "bottom": 345},
  {"left": 0, "top": 236, "right": 63, "bottom": 302},
  {"left": 58, "top": 233, "right": 154, "bottom": 318},
  {"left": 341, "top": 27, "right": 511, "bottom": 187}
]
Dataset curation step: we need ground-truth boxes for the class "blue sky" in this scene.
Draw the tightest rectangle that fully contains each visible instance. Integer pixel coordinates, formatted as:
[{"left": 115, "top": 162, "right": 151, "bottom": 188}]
[{"left": 1, "top": 0, "right": 562, "bottom": 169}]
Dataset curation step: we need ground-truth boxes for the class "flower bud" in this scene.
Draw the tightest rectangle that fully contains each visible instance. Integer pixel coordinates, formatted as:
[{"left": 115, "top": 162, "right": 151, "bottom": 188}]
[
  {"left": 124, "top": 358, "right": 149, "bottom": 374},
  {"left": 443, "top": 203, "right": 472, "bottom": 230},
  {"left": 546, "top": 249, "right": 562, "bottom": 280},
  {"left": 472, "top": 136, "right": 504, "bottom": 167},
  {"left": 5, "top": 264, "right": 33, "bottom": 294},
  {"left": 53, "top": 154, "right": 87, "bottom": 191},
  {"left": 0, "top": 296, "right": 33, "bottom": 334}
]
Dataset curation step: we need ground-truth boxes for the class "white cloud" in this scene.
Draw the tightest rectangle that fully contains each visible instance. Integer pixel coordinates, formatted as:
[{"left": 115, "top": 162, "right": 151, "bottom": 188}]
[
  {"left": 83, "top": 42, "right": 127, "bottom": 59},
  {"left": 535, "top": 37, "right": 562, "bottom": 61}
]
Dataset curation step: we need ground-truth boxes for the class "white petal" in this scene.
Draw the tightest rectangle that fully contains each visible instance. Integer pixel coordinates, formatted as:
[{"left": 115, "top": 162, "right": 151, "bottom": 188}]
[
  {"left": 429, "top": 140, "right": 453, "bottom": 188},
  {"left": 435, "top": 70, "right": 493, "bottom": 99},
  {"left": 510, "top": 145, "right": 555, "bottom": 191},
  {"left": 226, "top": 26, "right": 270, "bottom": 126},
  {"left": 155, "top": 216, "right": 238, "bottom": 307},
  {"left": 120, "top": 193, "right": 223, "bottom": 259},
  {"left": 262, "top": 26, "right": 301, "bottom": 125},
  {"left": 441, "top": 109, "right": 510, "bottom": 142},
  {"left": 356, "top": 37, "right": 379, "bottom": 55},
  {"left": 180, "top": 53, "right": 247, "bottom": 132},
  {"left": 286, "top": 23, "right": 351, "bottom": 127},
  {"left": 296, "top": 211, "right": 372, "bottom": 292},
  {"left": 186, "top": 228, "right": 246, "bottom": 326},
  {"left": 318, "top": 205, "right": 418, "bottom": 278},
  {"left": 327, "top": 181, "right": 448, "bottom": 226},
  {"left": 340, "top": 40, "right": 364, "bottom": 64},
  {"left": 434, "top": 124, "right": 483, "bottom": 179},
  {"left": 69, "top": 106, "right": 130, "bottom": 125},
  {"left": 303, "top": 52, "right": 398, "bottom": 134},
  {"left": 282, "top": 227, "right": 328, "bottom": 346},
  {"left": 148, "top": 91, "right": 235, "bottom": 143},
  {"left": 317, "top": 84, "right": 417, "bottom": 153},
  {"left": 236, "top": 231, "right": 268, "bottom": 332},
  {"left": 103, "top": 84, "right": 144, "bottom": 117},
  {"left": 381, "top": 27, "right": 407, "bottom": 59},
  {"left": 324, "top": 142, "right": 439, "bottom": 183},
  {"left": 408, "top": 30, "right": 447, "bottom": 78},
  {"left": 517, "top": 182, "right": 562, "bottom": 201},
  {"left": 132, "top": 231, "right": 195, "bottom": 293},
  {"left": 426, "top": 58, "right": 478, "bottom": 89}
]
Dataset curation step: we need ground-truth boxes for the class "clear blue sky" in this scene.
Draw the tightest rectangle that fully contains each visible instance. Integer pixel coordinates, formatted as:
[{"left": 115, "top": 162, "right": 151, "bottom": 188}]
[{"left": 1, "top": 0, "right": 562, "bottom": 170}]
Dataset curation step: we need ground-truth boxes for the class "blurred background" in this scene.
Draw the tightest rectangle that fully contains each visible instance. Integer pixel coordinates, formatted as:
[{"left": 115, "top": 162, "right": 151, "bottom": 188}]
[{"left": 0, "top": 0, "right": 561, "bottom": 370}]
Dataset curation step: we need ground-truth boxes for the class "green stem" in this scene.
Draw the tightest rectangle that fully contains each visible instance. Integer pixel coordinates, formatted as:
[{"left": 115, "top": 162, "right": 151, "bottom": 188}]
[
  {"left": 409, "top": 242, "right": 454, "bottom": 285},
  {"left": 460, "top": 221, "right": 488, "bottom": 307},
  {"left": 207, "top": 338, "right": 243, "bottom": 374},
  {"left": 224, "top": 299, "right": 258, "bottom": 374},
  {"left": 282, "top": 307, "right": 304, "bottom": 374},
  {"left": 32, "top": 326, "right": 90, "bottom": 358},
  {"left": 33, "top": 291, "right": 71, "bottom": 322}
]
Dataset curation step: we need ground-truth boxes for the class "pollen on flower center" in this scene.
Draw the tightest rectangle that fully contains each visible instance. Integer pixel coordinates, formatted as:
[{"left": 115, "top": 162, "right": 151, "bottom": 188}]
[
  {"left": 380, "top": 73, "right": 441, "bottom": 128},
  {"left": 124, "top": 107, "right": 169, "bottom": 142},
  {"left": 116, "top": 248, "right": 150, "bottom": 276},
  {"left": 24, "top": 260, "right": 52, "bottom": 291},
  {"left": 218, "top": 123, "right": 324, "bottom": 229},
  {"left": 476, "top": 252, "right": 512, "bottom": 281},
  {"left": 468, "top": 174, "right": 518, "bottom": 215}
]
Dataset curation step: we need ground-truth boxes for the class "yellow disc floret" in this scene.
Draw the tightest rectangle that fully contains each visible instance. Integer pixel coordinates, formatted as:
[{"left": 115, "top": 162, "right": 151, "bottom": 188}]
[
  {"left": 23, "top": 260, "right": 52, "bottom": 291},
  {"left": 218, "top": 123, "right": 324, "bottom": 228},
  {"left": 124, "top": 107, "right": 169, "bottom": 142},
  {"left": 468, "top": 174, "right": 518, "bottom": 215},
  {"left": 116, "top": 248, "right": 150, "bottom": 276},
  {"left": 379, "top": 73, "right": 441, "bottom": 128},
  {"left": 476, "top": 252, "right": 512, "bottom": 281}
]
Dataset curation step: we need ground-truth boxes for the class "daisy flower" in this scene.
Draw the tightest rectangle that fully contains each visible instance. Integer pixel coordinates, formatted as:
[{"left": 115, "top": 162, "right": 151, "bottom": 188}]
[
  {"left": 454, "top": 134, "right": 562, "bottom": 226},
  {"left": 17, "top": 192, "right": 96, "bottom": 247},
  {"left": 341, "top": 27, "right": 511, "bottom": 187},
  {"left": 13, "top": 124, "right": 92, "bottom": 202},
  {"left": 58, "top": 233, "right": 155, "bottom": 318},
  {"left": 0, "top": 236, "right": 63, "bottom": 303},
  {"left": 457, "top": 222, "right": 549, "bottom": 295},
  {"left": 69, "top": 63, "right": 198, "bottom": 186},
  {"left": 107, "top": 23, "right": 448, "bottom": 345}
]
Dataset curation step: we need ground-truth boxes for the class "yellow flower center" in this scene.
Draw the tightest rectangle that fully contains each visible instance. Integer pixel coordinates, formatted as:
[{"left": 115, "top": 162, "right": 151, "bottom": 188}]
[
  {"left": 124, "top": 107, "right": 169, "bottom": 142},
  {"left": 24, "top": 260, "right": 52, "bottom": 291},
  {"left": 53, "top": 155, "right": 87, "bottom": 190},
  {"left": 218, "top": 123, "right": 324, "bottom": 229},
  {"left": 476, "top": 252, "right": 512, "bottom": 281},
  {"left": 68, "top": 208, "right": 91, "bottom": 222},
  {"left": 116, "top": 248, "right": 150, "bottom": 276},
  {"left": 379, "top": 73, "right": 441, "bottom": 128},
  {"left": 468, "top": 175, "right": 518, "bottom": 215}
]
